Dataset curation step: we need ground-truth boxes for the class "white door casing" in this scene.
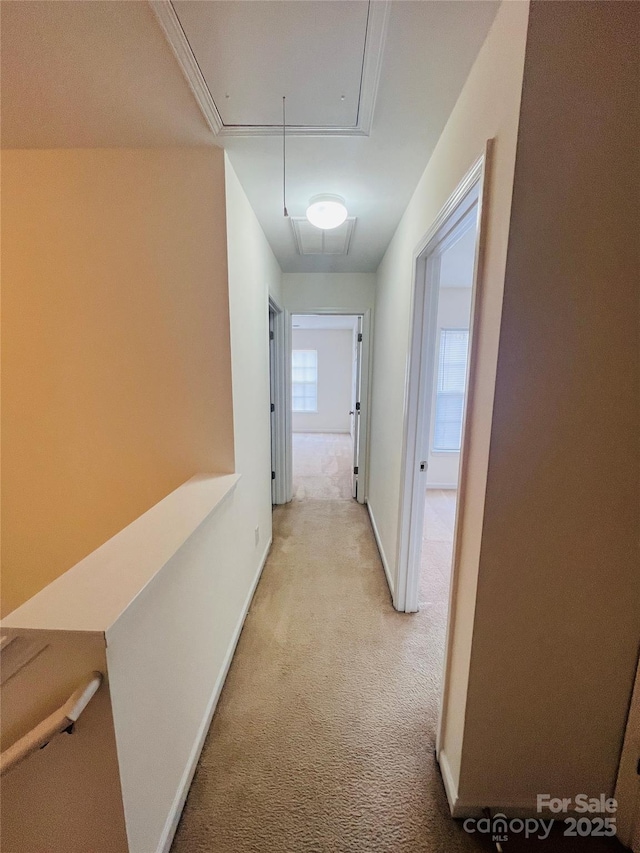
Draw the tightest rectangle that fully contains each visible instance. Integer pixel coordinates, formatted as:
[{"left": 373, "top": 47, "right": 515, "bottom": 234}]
[
  {"left": 352, "top": 316, "right": 363, "bottom": 499},
  {"left": 395, "top": 172, "right": 483, "bottom": 615},
  {"left": 269, "top": 308, "right": 277, "bottom": 504},
  {"left": 392, "top": 144, "right": 493, "bottom": 785}
]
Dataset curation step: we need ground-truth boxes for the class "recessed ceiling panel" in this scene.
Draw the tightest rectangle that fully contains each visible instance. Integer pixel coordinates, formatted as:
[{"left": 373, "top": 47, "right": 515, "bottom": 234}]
[
  {"left": 291, "top": 217, "right": 356, "bottom": 255},
  {"left": 172, "top": 1, "right": 369, "bottom": 127}
]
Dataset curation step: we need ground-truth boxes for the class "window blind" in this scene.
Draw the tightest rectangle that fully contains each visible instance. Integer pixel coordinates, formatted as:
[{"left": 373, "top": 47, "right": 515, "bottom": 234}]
[
  {"left": 433, "top": 329, "right": 469, "bottom": 451},
  {"left": 292, "top": 350, "right": 318, "bottom": 412}
]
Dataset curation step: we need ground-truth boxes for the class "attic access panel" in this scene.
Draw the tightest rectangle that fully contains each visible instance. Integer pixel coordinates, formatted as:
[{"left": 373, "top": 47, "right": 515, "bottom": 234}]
[
  {"left": 159, "top": 0, "right": 389, "bottom": 135},
  {"left": 290, "top": 217, "right": 356, "bottom": 255}
]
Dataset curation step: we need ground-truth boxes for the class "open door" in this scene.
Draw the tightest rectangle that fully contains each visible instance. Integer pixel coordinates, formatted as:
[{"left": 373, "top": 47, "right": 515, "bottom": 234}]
[
  {"left": 351, "top": 316, "right": 363, "bottom": 500},
  {"left": 269, "top": 308, "right": 277, "bottom": 504},
  {"left": 269, "top": 297, "right": 289, "bottom": 505}
]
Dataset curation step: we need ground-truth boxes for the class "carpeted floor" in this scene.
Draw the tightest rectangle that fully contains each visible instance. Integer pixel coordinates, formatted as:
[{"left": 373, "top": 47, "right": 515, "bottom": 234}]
[
  {"left": 292, "top": 432, "right": 354, "bottom": 501},
  {"left": 171, "top": 497, "right": 474, "bottom": 852},
  {"left": 420, "top": 488, "right": 457, "bottom": 611},
  {"left": 171, "top": 436, "right": 619, "bottom": 853}
]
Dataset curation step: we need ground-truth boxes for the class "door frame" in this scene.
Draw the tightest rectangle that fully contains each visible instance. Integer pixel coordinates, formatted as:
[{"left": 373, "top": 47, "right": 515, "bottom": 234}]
[
  {"left": 394, "top": 145, "right": 493, "bottom": 783},
  {"left": 351, "top": 316, "right": 364, "bottom": 500},
  {"left": 269, "top": 296, "right": 291, "bottom": 505},
  {"left": 289, "top": 308, "right": 372, "bottom": 505},
  {"left": 394, "top": 144, "right": 492, "bottom": 614}
]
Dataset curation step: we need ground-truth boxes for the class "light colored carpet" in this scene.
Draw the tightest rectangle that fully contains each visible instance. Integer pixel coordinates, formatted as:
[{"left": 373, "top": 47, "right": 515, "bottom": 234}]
[
  {"left": 292, "top": 432, "right": 353, "bottom": 501},
  {"left": 171, "top": 498, "right": 473, "bottom": 852},
  {"left": 172, "top": 444, "right": 618, "bottom": 852},
  {"left": 420, "top": 488, "right": 457, "bottom": 610}
]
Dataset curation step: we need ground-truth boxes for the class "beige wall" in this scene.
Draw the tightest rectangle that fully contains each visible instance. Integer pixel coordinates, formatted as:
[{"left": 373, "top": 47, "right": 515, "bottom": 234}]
[
  {"left": 367, "top": 0, "right": 530, "bottom": 792},
  {"left": 458, "top": 0, "right": 640, "bottom": 809},
  {"left": 1, "top": 148, "right": 234, "bottom": 616},
  {"left": 615, "top": 656, "right": 640, "bottom": 848},
  {"left": 1, "top": 634, "right": 128, "bottom": 852},
  {"left": 292, "top": 329, "right": 353, "bottom": 433},
  {"left": 1, "top": 153, "right": 282, "bottom": 852}
]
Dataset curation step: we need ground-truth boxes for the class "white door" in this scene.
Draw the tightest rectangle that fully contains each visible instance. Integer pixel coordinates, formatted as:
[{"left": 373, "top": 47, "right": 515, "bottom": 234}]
[
  {"left": 351, "top": 316, "right": 363, "bottom": 499},
  {"left": 268, "top": 309, "right": 276, "bottom": 504},
  {"left": 350, "top": 328, "right": 358, "bottom": 445},
  {"left": 616, "top": 660, "right": 640, "bottom": 850}
]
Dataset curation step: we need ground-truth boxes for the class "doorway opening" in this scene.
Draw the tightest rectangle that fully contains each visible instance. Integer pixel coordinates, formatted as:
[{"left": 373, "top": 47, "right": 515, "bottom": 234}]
[
  {"left": 420, "top": 218, "right": 476, "bottom": 611},
  {"left": 290, "top": 312, "right": 369, "bottom": 503},
  {"left": 395, "top": 149, "right": 490, "bottom": 623},
  {"left": 268, "top": 297, "right": 289, "bottom": 506}
]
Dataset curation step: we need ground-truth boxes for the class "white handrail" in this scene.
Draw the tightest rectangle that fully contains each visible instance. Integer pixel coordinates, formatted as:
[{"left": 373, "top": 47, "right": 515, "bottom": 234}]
[{"left": 0, "top": 671, "right": 103, "bottom": 777}]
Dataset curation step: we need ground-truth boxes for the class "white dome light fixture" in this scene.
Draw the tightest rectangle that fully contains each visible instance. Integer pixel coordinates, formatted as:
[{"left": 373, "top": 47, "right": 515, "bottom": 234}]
[{"left": 306, "top": 194, "right": 348, "bottom": 230}]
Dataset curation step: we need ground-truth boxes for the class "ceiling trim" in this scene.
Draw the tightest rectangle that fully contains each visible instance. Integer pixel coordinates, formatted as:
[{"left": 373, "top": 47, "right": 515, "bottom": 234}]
[
  {"left": 149, "top": 0, "right": 390, "bottom": 138},
  {"left": 150, "top": 0, "right": 224, "bottom": 134},
  {"left": 355, "top": 0, "right": 390, "bottom": 137}
]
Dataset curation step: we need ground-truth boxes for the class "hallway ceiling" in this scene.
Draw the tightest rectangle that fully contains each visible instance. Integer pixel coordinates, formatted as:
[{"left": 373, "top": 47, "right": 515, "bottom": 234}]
[
  {"left": 214, "top": 0, "right": 499, "bottom": 273},
  {"left": 1, "top": 0, "right": 500, "bottom": 273}
]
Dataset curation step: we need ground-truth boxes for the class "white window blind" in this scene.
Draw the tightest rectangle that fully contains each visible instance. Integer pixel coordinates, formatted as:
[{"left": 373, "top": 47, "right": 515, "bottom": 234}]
[
  {"left": 433, "top": 329, "right": 469, "bottom": 452},
  {"left": 292, "top": 350, "right": 318, "bottom": 412}
]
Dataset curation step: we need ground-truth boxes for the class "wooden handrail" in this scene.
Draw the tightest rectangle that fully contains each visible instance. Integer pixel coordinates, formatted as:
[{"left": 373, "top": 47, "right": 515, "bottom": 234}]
[{"left": 0, "top": 671, "right": 103, "bottom": 777}]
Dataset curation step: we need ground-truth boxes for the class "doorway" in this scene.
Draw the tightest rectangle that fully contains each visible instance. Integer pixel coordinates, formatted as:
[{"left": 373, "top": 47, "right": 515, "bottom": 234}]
[
  {"left": 420, "top": 220, "right": 476, "bottom": 612},
  {"left": 290, "top": 312, "right": 370, "bottom": 503},
  {"left": 395, "top": 150, "right": 489, "bottom": 619},
  {"left": 268, "top": 297, "right": 289, "bottom": 505}
]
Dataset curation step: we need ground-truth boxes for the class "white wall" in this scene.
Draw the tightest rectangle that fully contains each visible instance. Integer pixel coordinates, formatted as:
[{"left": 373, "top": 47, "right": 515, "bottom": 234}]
[
  {"left": 426, "top": 288, "right": 472, "bottom": 488},
  {"left": 103, "top": 477, "right": 250, "bottom": 853},
  {"left": 282, "top": 273, "right": 375, "bottom": 313},
  {"left": 292, "top": 329, "right": 353, "bottom": 433},
  {"left": 224, "top": 155, "right": 282, "bottom": 570},
  {"left": 367, "top": 0, "right": 530, "bottom": 796}
]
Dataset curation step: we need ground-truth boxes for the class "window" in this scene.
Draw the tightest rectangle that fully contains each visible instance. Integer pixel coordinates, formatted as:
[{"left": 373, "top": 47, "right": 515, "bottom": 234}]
[
  {"left": 433, "top": 329, "right": 469, "bottom": 452},
  {"left": 292, "top": 349, "right": 318, "bottom": 412}
]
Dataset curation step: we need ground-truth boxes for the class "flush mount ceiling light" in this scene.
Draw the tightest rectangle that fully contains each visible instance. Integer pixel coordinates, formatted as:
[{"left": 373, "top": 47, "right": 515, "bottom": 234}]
[{"left": 306, "top": 195, "right": 348, "bottom": 230}]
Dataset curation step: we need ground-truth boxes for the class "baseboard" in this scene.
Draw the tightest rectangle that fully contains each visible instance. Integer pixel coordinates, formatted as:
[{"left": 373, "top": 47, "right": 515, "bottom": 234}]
[
  {"left": 157, "top": 537, "right": 273, "bottom": 853},
  {"left": 438, "top": 752, "right": 552, "bottom": 818},
  {"left": 438, "top": 750, "right": 576, "bottom": 819},
  {"left": 450, "top": 799, "right": 559, "bottom": 819},
  {"left": 427, "top": 483, "right": 457, "bottom": 490},
  {"left": 437, "top": 749, "right": 459, "bottom": 815},
  {"left": 366, "top": 501, "right": 394, "bottom": 600},
  {"left": 292, "top": 429, "right": 350, "bottom": 434},
  {"left": 439, "top": 759, "right": 558, "bottom": 818}
]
